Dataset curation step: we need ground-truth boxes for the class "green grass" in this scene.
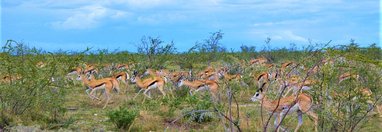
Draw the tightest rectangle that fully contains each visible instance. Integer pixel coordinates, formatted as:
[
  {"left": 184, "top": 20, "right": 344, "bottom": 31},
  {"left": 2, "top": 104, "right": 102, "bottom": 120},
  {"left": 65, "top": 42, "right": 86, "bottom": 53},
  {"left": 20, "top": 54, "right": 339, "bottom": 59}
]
[
  {"left": 55, "top": 82, "right": 381, "bottom": 131},
  {"left": 1, "top": 40, "right": 381, "bottom": 131}
]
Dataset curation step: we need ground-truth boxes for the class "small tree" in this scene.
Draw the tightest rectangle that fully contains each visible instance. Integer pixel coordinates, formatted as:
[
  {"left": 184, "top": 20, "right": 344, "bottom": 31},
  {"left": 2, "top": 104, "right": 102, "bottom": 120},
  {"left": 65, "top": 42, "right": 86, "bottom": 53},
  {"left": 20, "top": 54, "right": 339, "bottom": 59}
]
[
  {"left": 137, "top": 36, "right": 177, "bottom": 67},
  {"left": 188, "top": 31, "right": 226, "bottom": 62}
]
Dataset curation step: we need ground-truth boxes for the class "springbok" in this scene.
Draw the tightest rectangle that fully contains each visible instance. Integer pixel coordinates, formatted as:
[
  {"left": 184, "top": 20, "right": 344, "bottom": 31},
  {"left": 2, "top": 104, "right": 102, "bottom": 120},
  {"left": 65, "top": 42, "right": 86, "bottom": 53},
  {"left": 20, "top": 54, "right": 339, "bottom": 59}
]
[
  {"left": 77, "top": 74, "right": 115, "bottom": 109},
  {"left": 130, "top": 71, "right": 166, "bottom": 99},
  {"left": 251, "top": 88, "right": 318, "bottom": 132}
]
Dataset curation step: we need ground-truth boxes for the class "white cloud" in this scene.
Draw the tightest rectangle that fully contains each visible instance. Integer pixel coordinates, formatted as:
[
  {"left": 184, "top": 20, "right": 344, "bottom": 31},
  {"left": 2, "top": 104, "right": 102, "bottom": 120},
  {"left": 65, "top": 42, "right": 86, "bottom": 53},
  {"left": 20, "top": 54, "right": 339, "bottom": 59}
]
[
  {"left": 123, "top": 0, "right": 175, "bottom": 8},
  {"left": 280, "top": 30, "right": 307, "bottom": 42},
  {"left": 250, "top": 30, "right": 308, "bottom": 42},
  {"left": 51, "top": 5, "right": 129, "bottom": 30},
  {"left": 137, "top": 13, "right": 187, "bottom": 25}
]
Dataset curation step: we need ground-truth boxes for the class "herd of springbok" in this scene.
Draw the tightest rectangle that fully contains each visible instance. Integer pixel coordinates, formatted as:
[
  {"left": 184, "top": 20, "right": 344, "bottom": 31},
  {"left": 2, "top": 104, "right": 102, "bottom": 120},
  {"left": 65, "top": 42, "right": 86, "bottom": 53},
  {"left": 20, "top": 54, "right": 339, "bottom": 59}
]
[{"left": 3, "top": 55, "right": 376, "bottom": 131}]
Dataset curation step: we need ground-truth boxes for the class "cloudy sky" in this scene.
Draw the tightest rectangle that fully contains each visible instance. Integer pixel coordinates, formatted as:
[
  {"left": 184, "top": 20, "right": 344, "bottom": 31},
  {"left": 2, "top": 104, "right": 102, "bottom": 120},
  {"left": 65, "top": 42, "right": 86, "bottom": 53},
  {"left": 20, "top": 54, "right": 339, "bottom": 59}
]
[{"left": 1, "top": 0, "right": 380, "bottom": 52}]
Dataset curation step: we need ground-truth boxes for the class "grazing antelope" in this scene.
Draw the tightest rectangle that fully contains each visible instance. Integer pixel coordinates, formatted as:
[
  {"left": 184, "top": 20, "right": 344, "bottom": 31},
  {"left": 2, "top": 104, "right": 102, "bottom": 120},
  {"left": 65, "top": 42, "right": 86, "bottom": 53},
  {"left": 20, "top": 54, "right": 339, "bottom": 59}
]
[
  {"left": 130, "top": 71, "right": 166, "bottom": 98},
  {"left": 251, "top": 88, "right": 318, "bottom": 132},
  {"left": 77, "top": 74, "right": 115, "bottom": 109}
]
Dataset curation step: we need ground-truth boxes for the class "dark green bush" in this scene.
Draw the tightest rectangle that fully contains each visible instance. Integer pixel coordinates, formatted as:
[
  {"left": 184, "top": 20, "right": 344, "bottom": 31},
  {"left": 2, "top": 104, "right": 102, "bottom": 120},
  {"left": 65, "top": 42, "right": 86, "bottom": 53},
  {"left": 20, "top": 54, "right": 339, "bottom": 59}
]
[
  {"left": 0, "top": 40, "right": 80, "bottom": 128},
  {"left": 183, "top": 95, "right": 214, "bottom": 123},
  {"left": 107, "top": 107, "right": 139, "bottom": 130}
]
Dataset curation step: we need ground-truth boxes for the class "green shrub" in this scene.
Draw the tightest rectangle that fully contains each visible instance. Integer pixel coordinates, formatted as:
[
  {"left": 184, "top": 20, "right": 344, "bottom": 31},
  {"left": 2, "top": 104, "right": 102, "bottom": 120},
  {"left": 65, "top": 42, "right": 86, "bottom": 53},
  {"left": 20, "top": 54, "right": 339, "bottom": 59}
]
[
  {"left": 183, "top": 95, "right": 215, "bottom": 123},
  {"left": 107, "top": 107, "right": 139, "bottom": 130},
  {"left": 0, "top": 40, "right": 80, "bottom": 128}
]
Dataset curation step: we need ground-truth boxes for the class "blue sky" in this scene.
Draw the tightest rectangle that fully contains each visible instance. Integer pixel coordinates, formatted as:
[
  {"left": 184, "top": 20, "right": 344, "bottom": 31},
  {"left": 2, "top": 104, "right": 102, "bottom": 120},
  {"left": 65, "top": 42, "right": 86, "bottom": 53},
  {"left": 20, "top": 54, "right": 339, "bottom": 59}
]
[{"left": 1, "top": 0, "right": 380, "bottom": 52}]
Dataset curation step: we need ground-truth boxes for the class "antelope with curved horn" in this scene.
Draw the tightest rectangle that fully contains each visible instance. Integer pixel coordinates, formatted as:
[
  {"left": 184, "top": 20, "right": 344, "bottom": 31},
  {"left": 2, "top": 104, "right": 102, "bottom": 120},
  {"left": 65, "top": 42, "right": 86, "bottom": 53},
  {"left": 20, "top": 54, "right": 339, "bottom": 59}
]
[{"left": 256, "top": 70, "right": 280, "bottom": 91}]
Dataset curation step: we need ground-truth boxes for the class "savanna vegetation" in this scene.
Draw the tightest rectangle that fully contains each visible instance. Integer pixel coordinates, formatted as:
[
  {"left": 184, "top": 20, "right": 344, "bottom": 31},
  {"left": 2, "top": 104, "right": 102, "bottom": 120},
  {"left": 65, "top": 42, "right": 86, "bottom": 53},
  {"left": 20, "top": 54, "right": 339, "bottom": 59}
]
[{"left": 0, "top": 32, "right": 381, "bottom": 131}]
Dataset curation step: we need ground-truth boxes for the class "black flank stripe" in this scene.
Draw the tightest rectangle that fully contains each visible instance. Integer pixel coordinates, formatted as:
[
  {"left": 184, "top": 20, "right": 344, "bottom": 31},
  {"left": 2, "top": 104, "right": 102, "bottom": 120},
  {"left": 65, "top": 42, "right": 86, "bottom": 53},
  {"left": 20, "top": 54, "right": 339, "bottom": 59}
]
[
  {"left": 148, "top": 81, "right": 158, "bottom": 87},
  {"left": 94, "top": 82, "right": 105, "bottom": 88}
]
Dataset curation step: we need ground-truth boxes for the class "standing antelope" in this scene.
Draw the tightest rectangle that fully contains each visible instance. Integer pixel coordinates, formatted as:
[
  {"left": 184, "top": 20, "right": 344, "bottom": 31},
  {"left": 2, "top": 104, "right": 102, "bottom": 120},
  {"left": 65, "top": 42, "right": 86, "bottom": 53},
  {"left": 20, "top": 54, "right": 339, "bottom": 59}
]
[
  {"left": 251, "top": 88, "right": 318, "bottom": 132},
  {"left": 130, "top": 71, "right": 166, "bottom": 98}
]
